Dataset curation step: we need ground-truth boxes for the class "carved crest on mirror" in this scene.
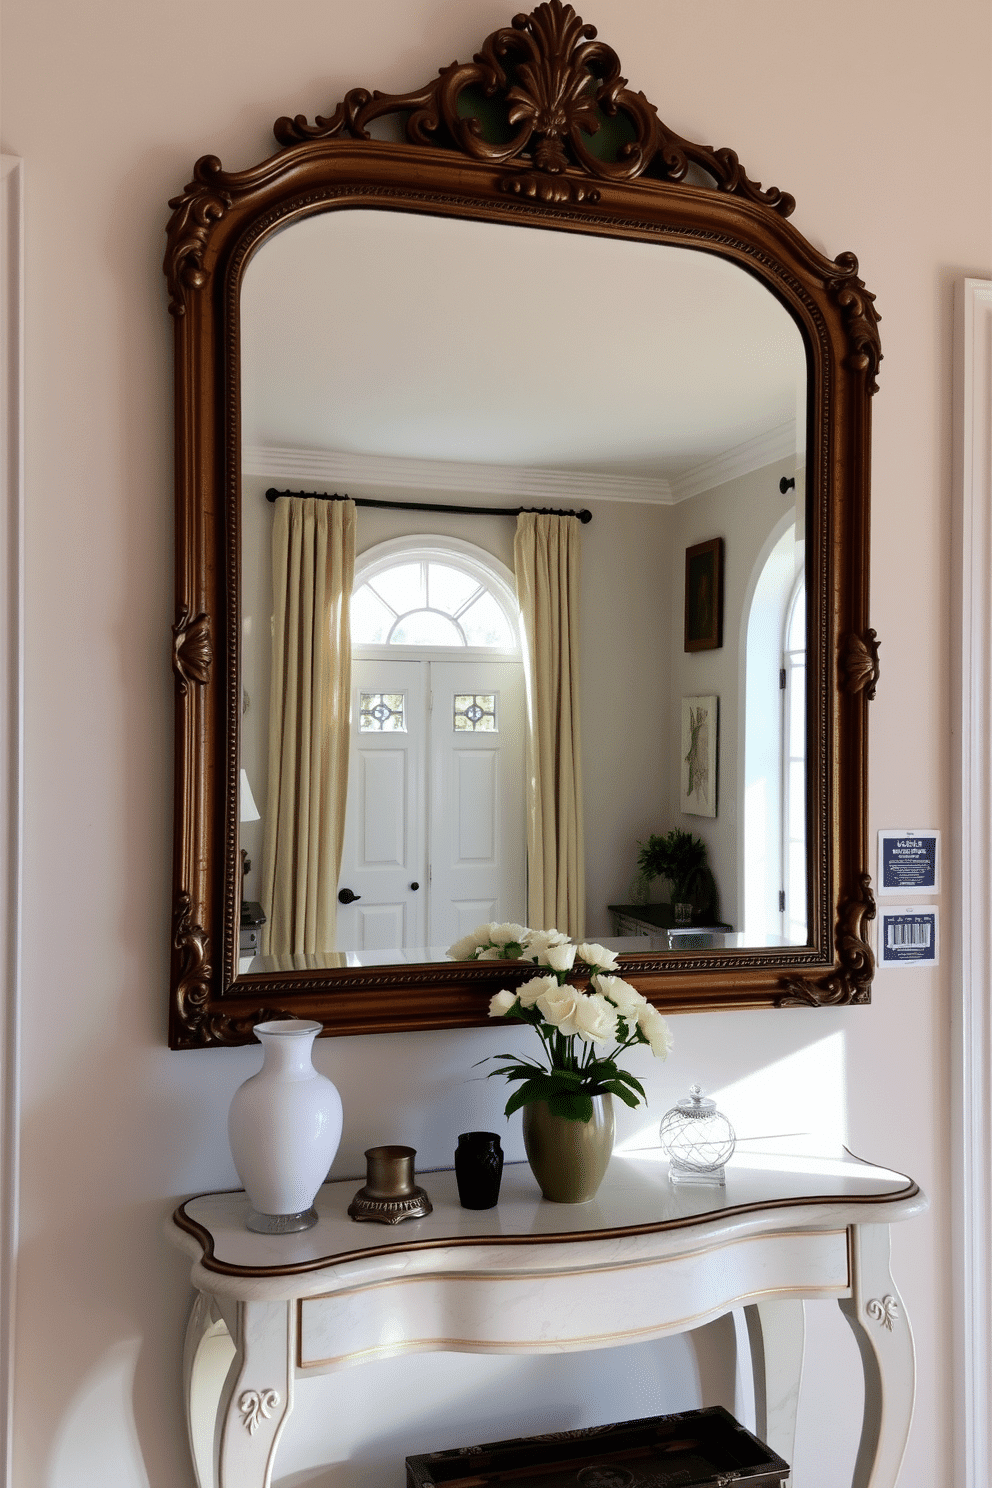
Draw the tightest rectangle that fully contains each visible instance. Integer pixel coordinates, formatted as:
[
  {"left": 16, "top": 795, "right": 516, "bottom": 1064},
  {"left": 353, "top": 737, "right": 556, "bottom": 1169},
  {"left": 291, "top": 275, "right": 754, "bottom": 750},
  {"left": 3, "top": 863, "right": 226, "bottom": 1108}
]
[{"left": 165, "top": 0, "right": 881, "bottom": 1048}]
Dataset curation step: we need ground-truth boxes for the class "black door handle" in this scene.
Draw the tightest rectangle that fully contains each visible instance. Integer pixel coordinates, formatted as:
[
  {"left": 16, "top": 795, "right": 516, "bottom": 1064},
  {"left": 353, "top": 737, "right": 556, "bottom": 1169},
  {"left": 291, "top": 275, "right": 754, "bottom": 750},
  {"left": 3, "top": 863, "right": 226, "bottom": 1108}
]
[
  {"left": 410, "top": 882, "right": 420, "bottom": 891},
  {"left": 338, "top": 887, "right": 361, "bottom": 904}
]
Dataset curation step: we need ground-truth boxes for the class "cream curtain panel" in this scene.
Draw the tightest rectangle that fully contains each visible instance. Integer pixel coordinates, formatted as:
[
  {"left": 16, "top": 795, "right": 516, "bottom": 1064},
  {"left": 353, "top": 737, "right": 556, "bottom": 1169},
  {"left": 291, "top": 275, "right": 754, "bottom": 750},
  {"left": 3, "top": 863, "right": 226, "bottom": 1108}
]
[
  {"left": 261, "top": 497, "right": 355, "bottom": 956},
  {"left": 514, "top": 512, "right": 585, "bottom": 939}
]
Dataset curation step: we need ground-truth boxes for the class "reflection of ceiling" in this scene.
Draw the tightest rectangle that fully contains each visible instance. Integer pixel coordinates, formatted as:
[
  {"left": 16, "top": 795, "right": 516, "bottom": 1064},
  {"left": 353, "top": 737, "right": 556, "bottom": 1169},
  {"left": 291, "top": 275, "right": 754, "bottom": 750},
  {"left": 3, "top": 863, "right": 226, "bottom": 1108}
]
[{"left": 241, "top": 210, "right": 807, "bottom": 484}]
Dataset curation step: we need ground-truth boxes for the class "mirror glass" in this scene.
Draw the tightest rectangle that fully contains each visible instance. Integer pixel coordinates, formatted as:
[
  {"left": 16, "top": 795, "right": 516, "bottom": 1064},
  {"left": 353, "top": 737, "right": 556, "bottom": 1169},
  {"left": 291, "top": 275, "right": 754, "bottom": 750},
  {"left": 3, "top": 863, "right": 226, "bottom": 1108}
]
[{"left": 238, "top": 210, "right": 807, "bottom": 975}]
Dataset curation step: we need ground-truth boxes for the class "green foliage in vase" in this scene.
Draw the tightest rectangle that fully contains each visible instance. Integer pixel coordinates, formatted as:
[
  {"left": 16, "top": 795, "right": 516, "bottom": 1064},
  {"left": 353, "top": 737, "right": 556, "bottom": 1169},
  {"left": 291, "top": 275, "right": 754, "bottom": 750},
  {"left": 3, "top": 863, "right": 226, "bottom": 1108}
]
[
  {"left": 448, "top": 924, "right": 674, "bottom": 1124},
  {"left": 636, "top": 829, "right": 715, "bottom": 912}
]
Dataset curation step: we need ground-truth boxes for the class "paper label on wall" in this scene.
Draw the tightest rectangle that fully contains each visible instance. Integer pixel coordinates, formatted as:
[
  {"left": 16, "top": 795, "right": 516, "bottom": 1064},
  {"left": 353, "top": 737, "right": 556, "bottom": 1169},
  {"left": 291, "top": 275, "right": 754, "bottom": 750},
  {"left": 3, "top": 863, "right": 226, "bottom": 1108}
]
[
  {"left": 877, "top": 829, "right": 939, "bottom": 894},
  {"left": 879, "top": 907, "right": 939, "bottom": 968}
]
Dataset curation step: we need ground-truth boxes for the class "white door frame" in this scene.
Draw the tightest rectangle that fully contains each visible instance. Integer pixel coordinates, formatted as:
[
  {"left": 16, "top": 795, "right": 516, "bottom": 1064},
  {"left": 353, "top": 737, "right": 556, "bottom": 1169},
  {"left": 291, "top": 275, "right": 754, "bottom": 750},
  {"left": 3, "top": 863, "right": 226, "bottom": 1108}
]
[
  {"left": 952, "top": 277, "right": 992, "bottom": 1488},
  {"left": 0, "top": 155, "right": 25, "bottom": 1488}
]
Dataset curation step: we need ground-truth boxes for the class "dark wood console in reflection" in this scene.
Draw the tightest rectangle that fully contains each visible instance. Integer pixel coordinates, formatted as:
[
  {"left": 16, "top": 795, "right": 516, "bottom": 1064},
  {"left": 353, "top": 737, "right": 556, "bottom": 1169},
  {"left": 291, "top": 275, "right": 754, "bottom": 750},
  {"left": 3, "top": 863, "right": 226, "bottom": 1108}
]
[{"left": 609, "top": 903, "right": 733, "bottom": 937}]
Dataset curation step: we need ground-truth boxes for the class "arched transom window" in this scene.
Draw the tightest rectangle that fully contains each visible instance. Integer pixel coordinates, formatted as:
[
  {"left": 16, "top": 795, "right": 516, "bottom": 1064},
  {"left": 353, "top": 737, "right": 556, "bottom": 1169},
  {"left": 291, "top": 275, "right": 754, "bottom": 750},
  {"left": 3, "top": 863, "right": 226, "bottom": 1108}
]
[{"left": 351, "top": 536, "right": 519, "bottom": 653}]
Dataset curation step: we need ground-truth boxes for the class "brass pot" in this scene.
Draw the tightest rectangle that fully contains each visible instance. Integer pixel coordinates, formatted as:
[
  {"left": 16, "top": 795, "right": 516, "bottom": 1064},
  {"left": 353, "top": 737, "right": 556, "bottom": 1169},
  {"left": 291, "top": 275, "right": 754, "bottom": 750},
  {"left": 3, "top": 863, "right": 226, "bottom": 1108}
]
[
  {"left": 348, "top": 1145, "right": 433, "bottom": 1224},
  {"left": 521, "top": 1095, "right": 615, "bottom": 1203}
]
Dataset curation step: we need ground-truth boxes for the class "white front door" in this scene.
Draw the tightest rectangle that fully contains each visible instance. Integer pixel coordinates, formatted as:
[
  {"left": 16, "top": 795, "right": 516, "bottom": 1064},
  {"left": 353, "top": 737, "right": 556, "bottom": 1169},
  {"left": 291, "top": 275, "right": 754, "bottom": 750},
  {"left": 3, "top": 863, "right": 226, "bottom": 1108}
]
[
  {"left": 428, "top": 660, "right": 526, "bottom": 947},
  {"left": 337, "top": 656, "right": 526, "bottom": 954},
  {"left": 337, "top": 659, "right": 428, "bottom": 954}
]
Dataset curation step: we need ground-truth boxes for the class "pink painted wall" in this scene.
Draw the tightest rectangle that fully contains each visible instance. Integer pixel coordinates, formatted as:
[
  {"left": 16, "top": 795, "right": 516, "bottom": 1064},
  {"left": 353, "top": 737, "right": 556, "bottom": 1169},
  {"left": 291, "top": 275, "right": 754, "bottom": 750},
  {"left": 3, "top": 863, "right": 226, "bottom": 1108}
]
[{"left": 2, "top": 0, "right": 989, "bottom": 1482}]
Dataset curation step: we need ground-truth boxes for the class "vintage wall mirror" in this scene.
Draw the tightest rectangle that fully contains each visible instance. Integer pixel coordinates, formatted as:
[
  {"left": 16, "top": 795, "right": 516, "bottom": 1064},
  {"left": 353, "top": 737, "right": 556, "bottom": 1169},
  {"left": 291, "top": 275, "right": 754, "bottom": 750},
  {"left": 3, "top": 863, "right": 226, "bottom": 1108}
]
[{"left": 166, "top": 0, "right": 880, "bottom": 1048}]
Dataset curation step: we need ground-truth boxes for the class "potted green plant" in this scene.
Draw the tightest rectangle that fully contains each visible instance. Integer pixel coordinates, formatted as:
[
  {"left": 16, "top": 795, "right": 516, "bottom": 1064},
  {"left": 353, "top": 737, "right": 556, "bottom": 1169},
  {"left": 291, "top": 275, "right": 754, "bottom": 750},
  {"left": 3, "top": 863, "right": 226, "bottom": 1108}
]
[{"left": 636, "top": 830, "right": 715, "bottom": 925}]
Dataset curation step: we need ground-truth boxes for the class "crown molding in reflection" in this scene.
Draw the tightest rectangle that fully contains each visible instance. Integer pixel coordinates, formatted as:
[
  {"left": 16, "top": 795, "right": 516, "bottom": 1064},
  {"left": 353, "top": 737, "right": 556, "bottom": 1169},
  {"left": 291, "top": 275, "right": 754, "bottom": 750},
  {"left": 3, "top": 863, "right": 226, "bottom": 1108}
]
[
  {"left": 242, "top": 445, "right": 673, "bottom": 505},
  {"left": 670, "top": 421, "right": 800, "bottom": 502},
  {"left": 243, "top": 422, "right": 800, "bottom": 508}
]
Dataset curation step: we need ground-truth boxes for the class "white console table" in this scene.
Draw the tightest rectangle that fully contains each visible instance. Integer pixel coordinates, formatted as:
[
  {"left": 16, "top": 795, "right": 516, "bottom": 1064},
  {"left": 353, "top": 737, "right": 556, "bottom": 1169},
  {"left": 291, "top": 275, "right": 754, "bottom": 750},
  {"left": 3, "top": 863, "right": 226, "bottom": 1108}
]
[{"left": 169, "top": 1145, "right": 925, "bottom": 1488}]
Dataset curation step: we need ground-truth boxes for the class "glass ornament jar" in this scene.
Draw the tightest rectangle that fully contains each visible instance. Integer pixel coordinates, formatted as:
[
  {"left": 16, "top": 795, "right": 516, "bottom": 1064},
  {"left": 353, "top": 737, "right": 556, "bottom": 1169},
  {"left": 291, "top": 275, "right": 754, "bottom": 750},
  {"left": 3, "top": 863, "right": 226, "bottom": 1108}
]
[{"left": 659, "top": 1084, "right": 736, "bottom": 1185}]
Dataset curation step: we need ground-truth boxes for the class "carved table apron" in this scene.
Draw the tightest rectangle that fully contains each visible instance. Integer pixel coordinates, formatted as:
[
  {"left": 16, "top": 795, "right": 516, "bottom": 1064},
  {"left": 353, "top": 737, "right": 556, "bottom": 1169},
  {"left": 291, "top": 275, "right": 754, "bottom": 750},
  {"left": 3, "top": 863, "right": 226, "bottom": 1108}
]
[{"left": 169, "top": 1146, "right": 925, "bottom": 1488}]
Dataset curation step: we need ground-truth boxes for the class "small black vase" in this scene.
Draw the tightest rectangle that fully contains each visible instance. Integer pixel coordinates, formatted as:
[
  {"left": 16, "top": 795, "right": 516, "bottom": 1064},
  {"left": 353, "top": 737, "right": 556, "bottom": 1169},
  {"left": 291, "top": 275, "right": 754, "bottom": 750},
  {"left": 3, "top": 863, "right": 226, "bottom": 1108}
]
[{"left": 454, "top": 1131, "right": 504, "bottom": 1209}]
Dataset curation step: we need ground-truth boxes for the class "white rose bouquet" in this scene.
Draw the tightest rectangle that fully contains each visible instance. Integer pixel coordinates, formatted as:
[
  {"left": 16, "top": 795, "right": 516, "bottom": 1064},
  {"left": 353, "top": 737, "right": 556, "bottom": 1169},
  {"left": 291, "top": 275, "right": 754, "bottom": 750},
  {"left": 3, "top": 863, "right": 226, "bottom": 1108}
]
[
  {"left": 449, "top": 924, "right": 673, "bottom": 1124},
  {"left": 447, "top": 922, "right": 531, "bottom": 961}
]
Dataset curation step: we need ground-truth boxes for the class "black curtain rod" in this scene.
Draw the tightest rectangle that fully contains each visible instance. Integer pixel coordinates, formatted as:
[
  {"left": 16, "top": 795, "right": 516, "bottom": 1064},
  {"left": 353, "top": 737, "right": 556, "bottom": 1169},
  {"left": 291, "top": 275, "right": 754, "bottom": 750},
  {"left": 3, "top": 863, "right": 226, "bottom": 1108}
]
[{"left": 264, "top": 488, "right": 593, "bottom": 525}]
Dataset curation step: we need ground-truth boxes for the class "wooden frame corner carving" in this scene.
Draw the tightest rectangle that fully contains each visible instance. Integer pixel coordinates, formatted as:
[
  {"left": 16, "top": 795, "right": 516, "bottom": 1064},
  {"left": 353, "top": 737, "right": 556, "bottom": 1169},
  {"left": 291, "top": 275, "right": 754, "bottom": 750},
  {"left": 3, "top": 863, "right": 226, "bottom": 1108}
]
[
  {"left": 775, "top": 875, "right": 876, "bottom": 1008},
  {"left": 839, "top": 629, "right": 881, "bottom": 700},
  {"left": 172, "top": 607, "right": 213, "bottom": 694},
  {"left": 271, "top": 0, "right": 795, "bottom": 214}
]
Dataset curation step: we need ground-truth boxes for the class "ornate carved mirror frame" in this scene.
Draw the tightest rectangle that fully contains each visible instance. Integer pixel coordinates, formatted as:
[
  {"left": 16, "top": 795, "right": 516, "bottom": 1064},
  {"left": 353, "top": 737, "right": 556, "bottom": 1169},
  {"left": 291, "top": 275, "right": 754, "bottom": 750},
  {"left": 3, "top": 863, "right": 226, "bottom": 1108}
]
[{"left": 165, "top": 0, "right": 880, "bottom": 1049}]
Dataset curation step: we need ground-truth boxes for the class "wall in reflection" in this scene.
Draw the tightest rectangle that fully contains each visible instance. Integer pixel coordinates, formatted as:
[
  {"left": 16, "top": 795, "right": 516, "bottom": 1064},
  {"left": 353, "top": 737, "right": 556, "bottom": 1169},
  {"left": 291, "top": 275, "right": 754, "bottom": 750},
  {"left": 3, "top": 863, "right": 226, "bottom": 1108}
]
[{"left": 665, "top": 458, "right": 805, "bottom": 937}]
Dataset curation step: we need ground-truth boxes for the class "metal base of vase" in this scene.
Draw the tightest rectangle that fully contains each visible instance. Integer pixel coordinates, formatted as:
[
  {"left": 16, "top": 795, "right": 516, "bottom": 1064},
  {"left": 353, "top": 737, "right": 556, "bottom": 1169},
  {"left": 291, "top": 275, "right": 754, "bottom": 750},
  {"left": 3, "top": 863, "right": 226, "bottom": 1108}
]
[
  {"left": 245, "top": 1205, "right": 319, "bottom": 1233},
  {"left": 347, "top": 1187, "right": 433, "bottom": 1224}
]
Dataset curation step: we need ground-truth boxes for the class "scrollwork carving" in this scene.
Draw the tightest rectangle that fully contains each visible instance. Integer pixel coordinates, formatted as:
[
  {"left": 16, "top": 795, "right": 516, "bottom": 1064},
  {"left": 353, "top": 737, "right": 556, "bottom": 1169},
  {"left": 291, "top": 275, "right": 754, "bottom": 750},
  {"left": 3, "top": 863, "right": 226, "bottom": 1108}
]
[
  {"left": 827, "top": 252, "right": 882, "bottom": 392},
  {"left": 866, "top": 1294, "right": 899, "bottom": 1331},
  {"left": 271, "top": 1, "right": 795, "bottom": 213},
  {"left": 172, "top": 891, "right": 212, "bottom": 1039},
  {"left": 500, "top": 171, "right": 600, "bottom": 204},
  {"left": 651, "top": 134, "right": 795, "bottom": 216},
  {"left": 171, "top": 897, "right": 293, "bottom": 1044},
  {"left": 838, "top": 871, "right": 876, "bottom": 987},
  {"left": 775, "top": 973, "right": 858, "bottom": 1009},
  {"left": 165, "top": 157, "right": 232, "bottom": 316},
  {"left": 172, "top": 606, "right": 212, "bottom": 694},
  {"left": 239, "top": 1388, "right": 280, "bottom": 1434},
  {"left": 839, "top": 628, "right": 880, "bottom": 700},
  {"left": 776, "top": 873, "right": 875, "bottom": 1007}
]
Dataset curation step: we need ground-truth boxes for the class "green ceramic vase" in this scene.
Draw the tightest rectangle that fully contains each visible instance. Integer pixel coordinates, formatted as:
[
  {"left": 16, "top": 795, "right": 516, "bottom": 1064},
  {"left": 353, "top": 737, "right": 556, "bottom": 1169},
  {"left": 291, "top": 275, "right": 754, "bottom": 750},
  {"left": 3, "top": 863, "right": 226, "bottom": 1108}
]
[{"left": 521, "top": 1094, "right": 615, "bottom": 1203}]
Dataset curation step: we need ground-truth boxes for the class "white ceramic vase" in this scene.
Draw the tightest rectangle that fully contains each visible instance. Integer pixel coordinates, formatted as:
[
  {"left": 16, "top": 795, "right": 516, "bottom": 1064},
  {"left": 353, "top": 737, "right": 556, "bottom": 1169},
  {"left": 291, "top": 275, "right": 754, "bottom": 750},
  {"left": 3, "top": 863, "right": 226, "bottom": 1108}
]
[{"left": 228, "top": 1019, "right": 343, "bottom": 1233}]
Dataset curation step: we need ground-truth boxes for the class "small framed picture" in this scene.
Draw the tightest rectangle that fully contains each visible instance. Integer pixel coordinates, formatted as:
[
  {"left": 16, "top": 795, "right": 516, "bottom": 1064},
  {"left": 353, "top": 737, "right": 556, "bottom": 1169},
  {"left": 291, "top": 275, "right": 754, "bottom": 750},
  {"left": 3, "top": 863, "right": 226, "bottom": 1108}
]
[
  {"left": 680, "top": 695, "right": 718, "bottom": 817},
  {"left": 879, "top": 907, "right": 939, "bottom": 968},
  {"left": 684, "top": 537, "right": 724, "bottom": 651}
]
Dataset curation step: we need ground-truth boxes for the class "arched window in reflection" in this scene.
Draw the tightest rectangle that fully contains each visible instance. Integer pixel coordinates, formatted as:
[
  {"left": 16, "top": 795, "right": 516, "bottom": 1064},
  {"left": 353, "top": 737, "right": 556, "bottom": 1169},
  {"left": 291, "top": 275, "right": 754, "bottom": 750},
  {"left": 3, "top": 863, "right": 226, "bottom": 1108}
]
[
  {"left": 743, "top": 520, "right": 806, "bottom": 945},
  {"left": 351, "top": 537, "right": 520, "bottom": 653},
  {"left": 781, "top": 573, "right": 807, "bottom": 944}
]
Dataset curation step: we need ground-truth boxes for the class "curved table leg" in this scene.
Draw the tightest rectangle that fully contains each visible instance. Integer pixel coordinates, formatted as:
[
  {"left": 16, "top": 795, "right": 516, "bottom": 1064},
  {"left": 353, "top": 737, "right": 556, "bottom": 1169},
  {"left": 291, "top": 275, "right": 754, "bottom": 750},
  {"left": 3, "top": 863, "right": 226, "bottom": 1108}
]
[
  {"left": 743, "top": 1299, "right": 806, "bottom": 1469},
  {"left": 215, "top": 1299, "right": 295, "bottom": 1488},
  {"left": 839, "top": 1223, "right": 916, "bottom": 1488},
  {"left": 183, "top": 1291, "right": 236, "bottom": 1488}
]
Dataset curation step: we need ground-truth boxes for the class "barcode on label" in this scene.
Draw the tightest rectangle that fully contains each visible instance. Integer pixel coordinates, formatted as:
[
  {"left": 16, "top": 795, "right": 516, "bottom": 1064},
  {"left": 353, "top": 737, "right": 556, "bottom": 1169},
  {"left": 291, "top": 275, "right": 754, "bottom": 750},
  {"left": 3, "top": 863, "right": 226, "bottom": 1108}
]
[
  {"left": 880, "top": 908, "right": 938, "bottom": 967},
  {"left": 887, "top": 921, "right": 931, "bottom": 949}
]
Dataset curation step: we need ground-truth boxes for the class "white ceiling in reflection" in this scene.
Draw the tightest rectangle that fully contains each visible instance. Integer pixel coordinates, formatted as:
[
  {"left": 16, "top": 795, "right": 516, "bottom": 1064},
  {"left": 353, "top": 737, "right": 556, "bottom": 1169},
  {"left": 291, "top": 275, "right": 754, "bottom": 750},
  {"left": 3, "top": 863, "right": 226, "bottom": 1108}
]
[{"left": 240, "top": 210, "right": 807, "bottom": 481}]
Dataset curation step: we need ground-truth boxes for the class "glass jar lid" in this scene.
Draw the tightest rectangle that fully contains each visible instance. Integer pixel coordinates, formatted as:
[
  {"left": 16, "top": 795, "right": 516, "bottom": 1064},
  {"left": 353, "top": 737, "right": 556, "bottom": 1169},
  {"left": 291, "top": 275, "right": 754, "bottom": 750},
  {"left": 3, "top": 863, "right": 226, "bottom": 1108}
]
[{"left": 674, "top": 1083, "right": 718, "bottom": 1117}]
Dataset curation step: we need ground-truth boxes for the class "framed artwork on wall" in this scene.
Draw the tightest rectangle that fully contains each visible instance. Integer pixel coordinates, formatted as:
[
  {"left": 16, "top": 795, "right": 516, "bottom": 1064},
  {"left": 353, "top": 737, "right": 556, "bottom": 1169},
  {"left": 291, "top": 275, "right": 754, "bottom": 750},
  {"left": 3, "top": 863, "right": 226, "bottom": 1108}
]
[
  {"left": 684, "top": 537, "right": 724, "bottom": 651},
  {"left": 681, "top": 695, "right": 718, "bottom": 817}
]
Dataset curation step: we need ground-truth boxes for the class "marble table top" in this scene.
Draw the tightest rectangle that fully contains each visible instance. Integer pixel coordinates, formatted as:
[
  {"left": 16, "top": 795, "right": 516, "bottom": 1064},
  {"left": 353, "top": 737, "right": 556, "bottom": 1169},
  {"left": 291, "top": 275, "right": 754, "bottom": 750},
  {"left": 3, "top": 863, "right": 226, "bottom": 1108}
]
[{"left": 171, "top": 1139, "right": 924, "bottom": 1294}]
